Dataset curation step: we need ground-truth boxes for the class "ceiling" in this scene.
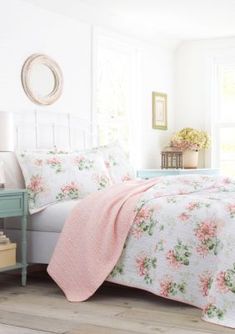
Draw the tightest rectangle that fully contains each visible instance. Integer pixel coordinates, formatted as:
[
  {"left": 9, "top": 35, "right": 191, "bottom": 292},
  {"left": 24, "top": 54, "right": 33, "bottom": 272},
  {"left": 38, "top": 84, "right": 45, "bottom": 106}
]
[{"left": 23, "top": 0, "right": 235, "bottom": 47}]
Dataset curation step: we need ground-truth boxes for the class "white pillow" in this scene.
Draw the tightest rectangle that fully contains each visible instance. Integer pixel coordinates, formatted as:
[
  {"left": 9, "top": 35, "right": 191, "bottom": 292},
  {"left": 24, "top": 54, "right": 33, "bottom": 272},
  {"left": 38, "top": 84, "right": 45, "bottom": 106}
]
[
  {"left": 17, "top": 150, "right": 113, "bottom": 214},
  {"left": 92, "top": 142, "right": 135, "bottom": 184}
]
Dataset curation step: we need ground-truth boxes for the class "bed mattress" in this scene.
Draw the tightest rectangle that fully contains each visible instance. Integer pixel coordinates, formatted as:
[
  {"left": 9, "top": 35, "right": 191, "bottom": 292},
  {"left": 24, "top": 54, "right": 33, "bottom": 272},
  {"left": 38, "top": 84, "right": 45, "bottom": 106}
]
[{"left": 6, "top": 200, "right": 79, "bottom": 233}]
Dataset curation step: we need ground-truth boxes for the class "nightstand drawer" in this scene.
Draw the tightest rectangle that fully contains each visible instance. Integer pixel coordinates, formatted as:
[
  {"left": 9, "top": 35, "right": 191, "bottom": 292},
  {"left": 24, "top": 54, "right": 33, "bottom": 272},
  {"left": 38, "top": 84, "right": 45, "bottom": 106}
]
[
  {"left": 0, "top": 195, "right": 24, "bottom": 217},
  {"left": 0, "top": 188, "right": 28, "bottom": 286}
]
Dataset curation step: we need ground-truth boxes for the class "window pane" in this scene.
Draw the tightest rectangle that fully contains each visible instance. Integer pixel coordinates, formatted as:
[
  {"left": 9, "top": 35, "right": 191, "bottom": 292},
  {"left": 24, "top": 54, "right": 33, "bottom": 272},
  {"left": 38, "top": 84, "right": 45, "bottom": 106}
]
[
  {"left": 219, "top": 66, "right": 235, "bottom": 122},
  {"left": 220, "top": 161, "right": 235, "bottom": 177},
  {"left": 214, "top": 63, "right": 235, "bottom": 176},
  {"left": 219, "top": 127, "right": 235, "bottom": 160},
  {"left": 96, "top": 43, "right": 131, "bottom": 148},
  {"left": 219, "top": 127, "right": 235, "bottom": 176}
]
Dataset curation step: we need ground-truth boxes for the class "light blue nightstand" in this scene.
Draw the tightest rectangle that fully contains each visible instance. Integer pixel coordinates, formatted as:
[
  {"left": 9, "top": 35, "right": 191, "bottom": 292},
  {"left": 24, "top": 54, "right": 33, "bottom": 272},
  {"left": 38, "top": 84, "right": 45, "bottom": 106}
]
[
  {"left": 0, "top": 189, "right": 28, "bottom": 286},
  {"left": 137, "top": 168, "right": 220, "bottom": 179}
]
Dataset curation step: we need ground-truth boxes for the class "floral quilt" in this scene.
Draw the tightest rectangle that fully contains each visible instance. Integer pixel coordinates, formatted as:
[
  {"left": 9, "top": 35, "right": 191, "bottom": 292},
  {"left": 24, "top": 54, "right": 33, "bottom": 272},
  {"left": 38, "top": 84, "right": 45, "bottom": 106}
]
[{"left": 107, "top": 175, "right": 235, "bottom": 328}]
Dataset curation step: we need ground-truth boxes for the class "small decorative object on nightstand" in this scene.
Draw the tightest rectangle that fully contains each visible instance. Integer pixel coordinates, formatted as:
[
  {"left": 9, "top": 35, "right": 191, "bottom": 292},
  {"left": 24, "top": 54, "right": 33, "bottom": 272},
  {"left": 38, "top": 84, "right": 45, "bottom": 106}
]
[
  {"left": 161, "top": 146, "right": 183, "bottom": 169},
  {"left": 0, "top": 189, "right": 28, "bottom": 286}
]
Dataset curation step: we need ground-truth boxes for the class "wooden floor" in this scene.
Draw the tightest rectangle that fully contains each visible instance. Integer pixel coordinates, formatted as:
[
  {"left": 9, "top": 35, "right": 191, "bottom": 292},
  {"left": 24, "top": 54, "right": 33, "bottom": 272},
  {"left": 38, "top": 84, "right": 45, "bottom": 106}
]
[{"left": 0, "top": 267, "right": 234, "bottom": 334}]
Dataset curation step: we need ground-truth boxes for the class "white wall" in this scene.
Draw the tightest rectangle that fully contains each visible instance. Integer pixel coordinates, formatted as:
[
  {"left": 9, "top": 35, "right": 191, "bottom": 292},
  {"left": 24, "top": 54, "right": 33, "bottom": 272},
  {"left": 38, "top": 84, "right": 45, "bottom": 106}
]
[
  {"left": 0, "top": 0, "right": 91, "bottom": 121},
  {"left": 141, "top": 45, "right": 174, "bottom": 168},
  {"left": 175, "top": 37, "right": 235, "bottom": 167},
  {"left": 1, "top": 0, "right": 175, "bottom": 169}
]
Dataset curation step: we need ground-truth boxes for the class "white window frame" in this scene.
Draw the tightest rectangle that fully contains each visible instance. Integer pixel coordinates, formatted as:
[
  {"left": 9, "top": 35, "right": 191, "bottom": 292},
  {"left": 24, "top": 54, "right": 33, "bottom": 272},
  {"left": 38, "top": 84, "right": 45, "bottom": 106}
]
[
  {"left": 92, "top": 27, "right": 142, "bottom": 168},
  {"left": 211, "top": 54, "right": 235, "bottom": 170}
]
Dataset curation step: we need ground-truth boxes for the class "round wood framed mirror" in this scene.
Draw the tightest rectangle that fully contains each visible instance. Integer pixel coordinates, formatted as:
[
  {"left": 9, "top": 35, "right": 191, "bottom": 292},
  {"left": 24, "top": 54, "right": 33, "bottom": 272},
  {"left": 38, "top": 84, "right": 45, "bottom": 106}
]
[{"left": 21, "top": 54, "right": 63, "bottom": 105}]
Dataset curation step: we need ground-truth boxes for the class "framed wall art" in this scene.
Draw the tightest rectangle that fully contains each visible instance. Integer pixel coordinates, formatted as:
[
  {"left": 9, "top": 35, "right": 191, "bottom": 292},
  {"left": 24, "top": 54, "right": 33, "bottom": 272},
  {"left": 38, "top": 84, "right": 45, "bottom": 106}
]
[{"left": 152, "top": 92, "right": 167, "bottom": 130}]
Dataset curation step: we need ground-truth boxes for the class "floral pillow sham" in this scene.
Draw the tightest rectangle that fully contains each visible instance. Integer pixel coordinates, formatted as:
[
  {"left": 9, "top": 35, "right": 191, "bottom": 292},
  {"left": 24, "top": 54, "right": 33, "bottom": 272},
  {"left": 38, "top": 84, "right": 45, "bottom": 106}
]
[
  {"left": 91, "top": 142, "right": 135, "bottom": 184},
  {"left": 17, "top": 151, "right": 113, "bottom": 214}
]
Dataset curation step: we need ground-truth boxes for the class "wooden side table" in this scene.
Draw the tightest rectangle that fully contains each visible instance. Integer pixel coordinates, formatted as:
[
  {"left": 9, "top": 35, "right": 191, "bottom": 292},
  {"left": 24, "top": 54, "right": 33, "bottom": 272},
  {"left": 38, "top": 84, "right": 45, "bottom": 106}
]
[
  {"left": 137, "top": 168, "right": 220, "bottom": 179},
  {"left": 0, "top": 189, "right": 28, "bottom": 286}
]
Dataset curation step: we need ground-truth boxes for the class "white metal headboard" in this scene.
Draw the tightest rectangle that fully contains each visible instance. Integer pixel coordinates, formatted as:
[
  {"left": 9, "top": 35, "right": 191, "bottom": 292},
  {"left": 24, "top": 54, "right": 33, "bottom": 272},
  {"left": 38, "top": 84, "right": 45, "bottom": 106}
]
[{"left": 14, "top": 110, "right": 92, "bottom": 151}]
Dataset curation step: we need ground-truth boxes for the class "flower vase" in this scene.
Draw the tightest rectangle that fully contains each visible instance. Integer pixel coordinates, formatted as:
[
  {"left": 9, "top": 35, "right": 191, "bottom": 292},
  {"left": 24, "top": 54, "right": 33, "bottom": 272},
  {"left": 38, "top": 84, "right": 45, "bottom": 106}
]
[{"left": 183, "top": 150, "right": 198, "bottom": 169}]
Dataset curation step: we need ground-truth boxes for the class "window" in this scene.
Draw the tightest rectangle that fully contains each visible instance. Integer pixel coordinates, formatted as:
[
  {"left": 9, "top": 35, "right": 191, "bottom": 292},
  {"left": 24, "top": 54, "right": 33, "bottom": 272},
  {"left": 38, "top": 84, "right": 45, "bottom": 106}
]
[
  {"left": 94, "top": 33, "right": 140, "bottom": 163},
  {"left": 213, "top": 62, "right": 235, "bottom": 176}
]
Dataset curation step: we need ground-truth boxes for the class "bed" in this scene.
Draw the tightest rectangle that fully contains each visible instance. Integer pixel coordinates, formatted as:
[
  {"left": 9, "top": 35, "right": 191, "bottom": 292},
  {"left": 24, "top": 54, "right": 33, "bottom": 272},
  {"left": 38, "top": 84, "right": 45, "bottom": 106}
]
[
  {"left": 1, "top": 111, "right": 235, "bottom": 328},
  {"left": 46, "top": 174, "right": 235, "bottom": 328}
]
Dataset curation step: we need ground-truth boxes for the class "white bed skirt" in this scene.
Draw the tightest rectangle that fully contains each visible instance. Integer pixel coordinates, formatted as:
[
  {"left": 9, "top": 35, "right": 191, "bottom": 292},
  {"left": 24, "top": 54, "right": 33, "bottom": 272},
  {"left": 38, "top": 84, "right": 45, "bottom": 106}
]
[{"left": 6, "top": 229, "right": 59, "bottom": 264}]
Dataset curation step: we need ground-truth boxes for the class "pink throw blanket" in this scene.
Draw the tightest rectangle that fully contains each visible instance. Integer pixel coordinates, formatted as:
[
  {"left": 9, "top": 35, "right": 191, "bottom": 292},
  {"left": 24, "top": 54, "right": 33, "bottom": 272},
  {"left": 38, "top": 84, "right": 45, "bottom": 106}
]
[{"left": 47, "top": 178, "right": 158, "bottom": 301}]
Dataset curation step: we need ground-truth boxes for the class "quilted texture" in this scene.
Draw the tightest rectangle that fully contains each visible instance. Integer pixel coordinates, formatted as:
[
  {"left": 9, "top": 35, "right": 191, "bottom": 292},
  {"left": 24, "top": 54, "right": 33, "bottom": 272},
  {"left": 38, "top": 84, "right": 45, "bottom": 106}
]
[
  {"left": 17, "top": 150, "right": 112, "bottom": 214},
  {"left": 92, "top": 142, "right": 135, "bottom": 183},
  {"left": 48, "top": 175, "right": 235, "bottom": 328}
]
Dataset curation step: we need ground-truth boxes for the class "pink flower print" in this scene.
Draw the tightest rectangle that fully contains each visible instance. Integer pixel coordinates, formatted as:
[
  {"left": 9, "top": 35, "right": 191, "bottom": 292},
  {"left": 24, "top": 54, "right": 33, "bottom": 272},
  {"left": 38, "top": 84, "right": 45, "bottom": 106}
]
[
  {"left": 121, "top": 174, "right": 132, "bottom": 182},
  {"left": 132, "top": 207, "right": 156, "bottom": 238},
  {"left": 56, "top": 182, "right": 80, "bottom": 201},
  {"left": 136, "top": 253, "right": 149, "bottom": 277},
  {"left": 135, "top": 252, "right": 157, "bottom": 284},
  {"left": 186, "top": 202, "right": 200, "bottom": 211},
  {"left": 61, "top": 182, "right": 78, "bottom": 194},
  {"left": 166, "top": 250, "right": 180, "bottom": 268},
  {"left": 216, "top": 271, "right": 229, "bottom": 293},
  {"left": 46, "top": 156, "right": 62, "bottom": 173},
  {"left": 195, "top": 220, "right": 217, "bottom": 242},
  {"left": 178, "top": 212, "right": 190, "bottom": 222},
  {"left": 135, "top": 207, "right": 152, "bottom": 225},
  {"left": 131, "top": 208, "right": 152, "bottom": 239},
  {"left": 199, "top": 272, "right": 213, "bottom": 296},
  {"left": 47, "top": 157, "right": 60, "bottom": 165},
  {"left": 27, "top": 175, "right": 45, "bottom": 206},
  {"left": 27, "top": 175, "right": 44, "bottom": 193},
  {"left": 160, "top": 276, "right": 186, "bottom": 297},
  {"left": 195, "top": 219, "right": 221, "bottom": 256},
  {"left": 34, "top": 159, "right": 43, "bottom": 166},
  {"left": 160, "top": 277, "right": 172, "bottom": 297}
]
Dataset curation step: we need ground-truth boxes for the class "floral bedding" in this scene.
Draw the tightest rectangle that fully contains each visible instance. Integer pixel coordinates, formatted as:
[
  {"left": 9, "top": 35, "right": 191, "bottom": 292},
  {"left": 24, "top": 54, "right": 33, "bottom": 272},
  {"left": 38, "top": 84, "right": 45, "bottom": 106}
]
[
  {"left": 107, "top": 175, "right": 235, "bottom": 328},
  {"left": 17, "top": 150, "right": 112, "bottom": 214},
  {"left": 17, "top": 143, "right": 135, "bottom": 214},
  {"left": 91, "top": 142, "right": 135, "bottom": 183}
]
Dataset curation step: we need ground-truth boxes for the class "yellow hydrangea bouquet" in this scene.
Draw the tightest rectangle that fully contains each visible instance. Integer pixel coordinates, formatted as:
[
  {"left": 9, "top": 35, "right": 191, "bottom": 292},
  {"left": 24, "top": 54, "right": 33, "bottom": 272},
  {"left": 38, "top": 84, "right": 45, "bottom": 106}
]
[{"left": 171, "top": 128, "right": 210, "bottom": 151}]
